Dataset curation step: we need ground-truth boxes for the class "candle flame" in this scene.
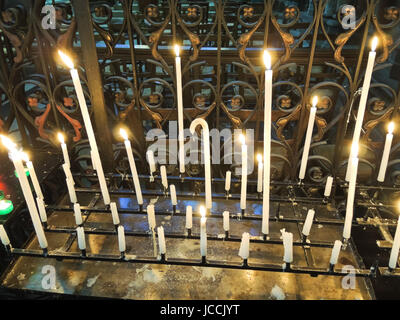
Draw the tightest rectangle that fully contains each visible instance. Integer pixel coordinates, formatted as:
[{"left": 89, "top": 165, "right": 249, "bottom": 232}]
[
  {"left": 57, "top": 132, "right": 65, "bottom": 144},
  {"left": 239, "top": 134, "right": 246, "bottom": 145},
  {"left": 371, "top": 37, "right": 378, "bottom": 52},
  {"left": 351, "top": 142, "right": 359, "bottom": 158},
  {"left": 312, "top": 96, "right": 318, "bottom": 108},
  {"left": 174, "top": 44, "right": 180, "bottom": 57},
  {"left": 389, "top": 122, "right": 395, "bottom": 134},
  {"left": 257, "top": 154, "right": 262, "bottom": 163},
  {"left": 120, "top": 128, "right": 128, "bottom": 140},
  {"left": 58, "top": 50, "right": 74, "bottom": 69},
  {"left": 0, "top": 135, "right": 16, "bottom": 151},
  {"left": 263, "top": 50, "right": 271, "bottom": 69},
  {"left": 200, "top": 205, "right": 206, "bottom": 218}
]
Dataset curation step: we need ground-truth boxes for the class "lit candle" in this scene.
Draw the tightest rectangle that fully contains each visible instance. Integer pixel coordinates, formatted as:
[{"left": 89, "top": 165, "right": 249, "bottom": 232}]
[
  {"left": 120, "top": 129, "right": 143, "bottom": 206},
  {"left": 117, "top": 225, "right": 126, "bottom": 253},
  {"left": 225, "top": 171, "right": 231, "bottom": 193},
  {"left": 346, "top": 37, "right": 378, "bottom": 181},
  {"left": 186, "top": 206, "right": 192, "bottom": 229},
  {"left": 73, "top": 203, "right": 83, "bottom": 225},
  {"left": 240, "top": 134, "right": 247, "bottom": 212},
  {"left": 343, "top": 143, "right": 359, "bottom": 239},
  {"left": 282, "top": 229, "right": 293, "bottom": 263},
  {"left": 377, "top": 122, "right": 394, "bottom": 182},
  {"left": 146, "top": 150, "right": 156, "bottom": 176},
  {"left": 324, "top": 176, "right": 334, "bottom": 197},
  {"left": 238, "top": 232, "right": 250, "bottom": 260},
  {"left": 110, "top": 202, "right": 120, "bottom": 225},
  {"left": 157, "top": 226, "right": 166, "bottom": 255},
  {"left": 299, "top": 96, "right": 318, "bottom": 180},
  {"left": 0, "top": 225, "right": 10, "bottom": 246},
  {"left": 257, "top": 154, "right": 263, "bottom": 193},
  {"left": 223, "top": 211, "right": 230, "bottom": 232},
  {"left": 21, "top": 153, "right": 44, "bottom": 200},
  {"left": 200, "top": 206, "right": 207, "bottom": 257},
  {"left": 58, "top": 50, "right": 110, "bottom": 205},
  {"left": 1, "top": 136, "right": 48, "bottom": 249},
  {"left": 160, "top": 165, "right": 168, "bottom": 190},
  {"left": 147, "top": 204, "right": 156, "bottom": 230},
  {"left": 76, "top": 226, "right": 86, "bottom": 251},
  {"left": 36, "top": 197, "right": 47, "bottom": 223},
  {"left": 302, "top": 209, "right": 315, "bottom": 237},
  {"left": 262, "top": 50, "right": 272, "bottom": 235},
  {"left": 170, "top": 184, "right": 177, "bottom": 206},
  {"left": 174, "top": 45, "right": 185, "bottom": 174},
  {"left": 389, "top": 216, "right": 400, "bottom": 269},
  {"left": 58, "top": 132, "right": 70, "bottom": 167},
  {"left": 190, "top": 119, "right": 212, "bottom": 209},
  {"left": 330, "top": 240, "right": 342, "bottom": 265}
]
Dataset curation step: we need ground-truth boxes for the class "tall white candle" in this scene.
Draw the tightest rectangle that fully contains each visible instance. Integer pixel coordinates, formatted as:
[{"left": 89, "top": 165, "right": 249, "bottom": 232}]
[
  {"left": 120, "top": 129, "right": 143, "bottom": 205},
  {"left": 58, "top": 132, "right": 70, "bottom": 167},
  {"left": 0, "top": 225, "right": 10, "bottom": 246},
  {"left": 238, "top": 232, "right": 250, "bottom": 259},
  {"left": 389, "top": 216, "right": 400, "bottom": 269},
  {"left": 146, "top": 149, "right": 156, "bottom": 175},
  {"left": 62, "top": 163, "right": 74, "bottom": 183},
  {"left": 225, "top": 170, "right": 231, "bottom": 193},
  {"left": 346, "top": 37, "right": 378, "bottom": 181},
  {"left": 257, "top": 154, "right": 263, "bottom": 193},
  {"left": 147, "top": 204, "right": 156, "bottom": 230},
  {"left": 36, "top": 197, "right": 47, "bottom": 223},
  {"left": 174, "top": 45, "right": 185, "bottom": 174},
  {"left": 73, "top": 203, "right": 83, "bottom": 225},
  {"left": 223, "top": 211, "right": 230, "bottom": 232},
  {"left": 157, "top": 226, "right": 166, "bottom": 255},
  {"left": 170, "top": 184, "right": 177, "bottom": 206},
  {"left": 299, "top": 96, "right": 318, "bottom": 180},
  {"left": 302, "top": 209, "right": 315, "bottom": 237},
  {"left": 240, "top": 134, "right": 247, "bottom": 211},
  {"left": 21, "top": 153, "right": 44, "bottom": 200},
  {"left": 330, "top": 240, "right": 342, "bottom": 265},
  {"left": 76, "top": 226, "right": 86, "bottom": 250},
  {"left": 66, "top": 177, "right": 77, "bottom": 203},
  {"left": 324, "top": 176, "right": 334, "bottom": 197},
  {"left": 110, "top": 202, "right": 120, "bottom": 225},
  {"left": 343, "top": 143, "right": 359, "bottom": 239},
  {"left": 58, "top": 51, "right": 110, "bottom": 205},
  {"left": 186, "top": 206, "right": 192, "bottom": 229},
  {"left": 190, "top": 119, "right": 212, "bottom": 209},
  {"left": 200, "top": 206, "right": 207, "bottom": 256},
  {"left": 282, "top": 230, "right": 293, "bottom": 263},
  {"left": 117, "top": 225, "right": 126, "bottom": 253},
  {"left": 160, "top": 165, "right": 168, "bottom": 189},
  {"left": 377, "top": 122, "right": 394, "bottom": 182},
  {"left": 262, "top": 50, "right": 272, "bottom": 235}
]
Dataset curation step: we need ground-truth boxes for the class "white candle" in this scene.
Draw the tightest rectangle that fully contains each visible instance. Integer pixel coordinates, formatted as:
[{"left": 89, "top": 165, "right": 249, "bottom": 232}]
[
  {"left": 223, "top": 211, "right": 230, "bottom": 232},
  {"left": 170, "top": 184, "right": 177, "bottom": 206},
  {"left": 389, "top": 216, "right": 400, "bottom": 269},
  {"left": 324, "top": 176, "right": 334, "bottom": 197},
  {"left": 186, "top": 206, "right": 193, "bottom": 229},
  {"left": 302, "top": 209, "right": 315, "bottom": 237},
  {"left": 257, "top": 154, "right": 263, "bottom": 193},
  {"left": 76, "top": 226, "right": 86, "bottom": 250},
  {"left": 66, "top": 177, "right": 77, "bottom": 203},
  {"left": 58, "top": 132, "right": 70, "bottom": 167},
  {"left": 157, "top": 226, "right": 166, "bottom": 255},
  {"left": 36, "top": 197, "right": 47, "bottom": 223},
  {"left": 62, "top": 163, "right": 74, "bottom": 184},
  {"left": 299, "top": 96, "right": 318, "bottom": 180},
  {"left": 225, "top": 171, "right": 231, "bottom": 192},
  {"left": 58, "top": 51, "right": 110, "bottom": 205},
  {"left": 330, "top": 240, "right": 342, "bottom": 265},
  {"left": 117, "top": 225, "right": 126, "bottom": 253},
  {"left": 378, "top": 122, "right": 394, "bottom": 182},
  {"left": 240, "top": 134, "right": 247, "bottom": 211},
  {"left": 21, "top": 153, "right": 44, "bottom": 200},
  {"left": 0, "top": 225, "right": 10, "bottom": 246},
  {"left": 90, "top": 150, "right": 97, "bottom": 171},
  {"left": 200, "top": 206, "right": 207, "bottom": 256},
  {"left": 263, "top": 50, "right": 272, "bottom": 235},
  {"left": 110, "top": 202, "right": 120, "bottom": 225},
  {"left": 146, "top": 149, "right": 156, "bottom": 175},
  {"left": 160, "top": 165, "right": 168, "bottom": 189},
  {"left": 120, "top": 129, "right": 143, "bottom": 205},
  {"left": 174, "top": 45, "right": 185, "bottom": 174},
  {"left": 343, "top": 143, "right": 359, "bottom": 239},
  {"left": 282, "top": 230, "right": 293, "bottom": 263},
  {"left": 147, "top": 204, "right": 156, "bottom": 230},
  {"left": 190, "top": 119, "right": 212, "bottom": 209},
  {"left": 73, "top": 203, "right": 83, "bottom": 225},
  {"left": 1, "top": 138, "right": 48, "bottom": 249},
  {"left": 346, "top": 37, "right": 378, "bottom": 181},
  {"left": 238, "top": 232, "right": 250, "bottom": 259}
]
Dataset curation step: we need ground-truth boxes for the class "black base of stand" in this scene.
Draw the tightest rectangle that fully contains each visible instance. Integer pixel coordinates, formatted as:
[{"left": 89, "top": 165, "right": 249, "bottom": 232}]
[
  {"left": 241, "top": 209, "right": 245, "bottom": 216},
  {"left": 42, "top": 221, "right": 48, "bottom": 228},
  {"left": 243, "top": 259, "right": 248, "bottom": 267},
  {"left": 187, "top": 228, "right": 192, "bottom": 237},
  {"left": 139, "top": 204, "right": 143, "bottom": 213},
  {"left": 284, "top": 262, "right": 291, "bottom": 271},
  {"left": 201, "top": 256, "right": 206, "bottom": 264},
  {"left": 120, "top": 251, "right": 126, "bottom": 260},
  {"left": 225, "top": 231, "right": 229, "bottom": 239},
  {"left": 81, "top": 249, "right": 87, "bottom": 257},
  {"left": 160, "top": 253, "right": 166, "bottom": 262},
  {"left": 225, "top": 191, "right": 229, "bottom": 199},
  {"left": 172, "top": 205, "right": 176, "bottom": 215},
  {"left": 329, "top": 263, "right": 335, "bottom": 273},
  {"left": 263, "top": 234, "right": 267, "bottom": 241},
  {"left": 42, "top": 248, "right": 48, "bottom": 256}
]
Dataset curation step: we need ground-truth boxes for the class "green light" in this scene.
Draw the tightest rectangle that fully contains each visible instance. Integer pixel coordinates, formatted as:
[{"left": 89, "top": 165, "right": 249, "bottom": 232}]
[
  {"left": 14, "top": 167, "right": 30, "bottom": 178},
  {"left": 0, "top": 200, "right": 13, "bottom": 215}
]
